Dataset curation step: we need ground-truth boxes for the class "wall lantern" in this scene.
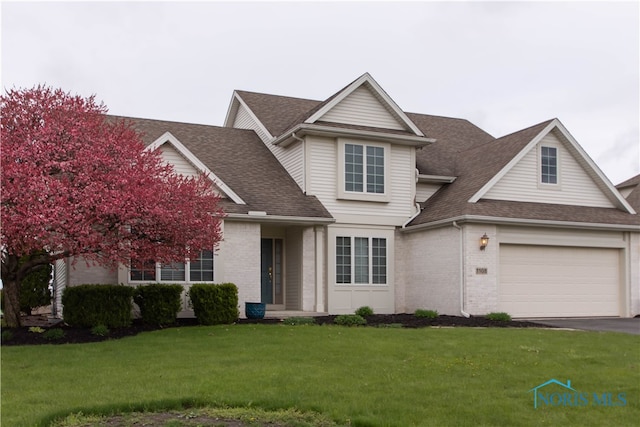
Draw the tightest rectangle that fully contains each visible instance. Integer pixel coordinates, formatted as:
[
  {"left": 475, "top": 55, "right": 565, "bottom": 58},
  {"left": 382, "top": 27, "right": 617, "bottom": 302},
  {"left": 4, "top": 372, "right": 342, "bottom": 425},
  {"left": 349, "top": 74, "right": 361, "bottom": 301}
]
[{"left": 480, "top": 233, "right": 489, "bottom": 250}]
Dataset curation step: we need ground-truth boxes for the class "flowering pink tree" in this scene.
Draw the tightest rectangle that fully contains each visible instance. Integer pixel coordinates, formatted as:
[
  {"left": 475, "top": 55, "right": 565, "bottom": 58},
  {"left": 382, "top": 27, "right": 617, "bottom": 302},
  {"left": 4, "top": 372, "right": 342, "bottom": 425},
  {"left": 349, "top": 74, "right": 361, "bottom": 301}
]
[{"left": 1, "top": 86, "right": 224, "bottom": 327}]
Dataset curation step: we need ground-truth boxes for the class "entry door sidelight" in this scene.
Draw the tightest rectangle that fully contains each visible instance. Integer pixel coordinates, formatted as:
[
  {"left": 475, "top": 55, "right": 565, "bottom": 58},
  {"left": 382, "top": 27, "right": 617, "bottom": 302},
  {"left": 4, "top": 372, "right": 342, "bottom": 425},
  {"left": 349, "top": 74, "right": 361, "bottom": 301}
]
[{"left": 261, "top": 238, "right": 283, "bottom": 305}]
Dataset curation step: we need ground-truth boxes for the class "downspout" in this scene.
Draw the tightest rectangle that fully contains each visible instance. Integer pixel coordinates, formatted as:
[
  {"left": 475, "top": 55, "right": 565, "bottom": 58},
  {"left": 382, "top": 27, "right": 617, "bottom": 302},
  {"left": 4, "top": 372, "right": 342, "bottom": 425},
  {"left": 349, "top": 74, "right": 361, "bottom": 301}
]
[
  {"left": 402, "top": 169, "right": 422, "bottom": 228},
  {"left": 453, "top": 221, "right": 470, "bottom": 318},
  {"left": 402, "top": 203, "right": 422, "bottom": 228}
]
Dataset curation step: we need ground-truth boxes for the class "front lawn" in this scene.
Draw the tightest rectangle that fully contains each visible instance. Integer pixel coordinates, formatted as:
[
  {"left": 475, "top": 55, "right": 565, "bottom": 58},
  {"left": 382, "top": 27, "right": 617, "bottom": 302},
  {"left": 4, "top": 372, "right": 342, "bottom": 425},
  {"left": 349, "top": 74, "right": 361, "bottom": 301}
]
[{"left": 1, "top": 325, "right": 638, "bottom": 426}]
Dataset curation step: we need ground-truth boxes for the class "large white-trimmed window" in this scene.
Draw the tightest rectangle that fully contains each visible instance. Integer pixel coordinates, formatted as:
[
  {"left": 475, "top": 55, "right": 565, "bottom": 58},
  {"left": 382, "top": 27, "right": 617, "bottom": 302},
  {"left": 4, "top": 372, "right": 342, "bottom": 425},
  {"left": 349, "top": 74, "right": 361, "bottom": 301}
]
[
  {"left": 540, "top": 146, "right": 558, "bottom": 184},
  {"left": 130, "top": 249, "right": 214, "bottom": 282},
  {"left": 338, "top": 139, "right": 390, "bottom": 202},
  {"left": 336, "top": 236, "right": 387, "bottom": 285}
]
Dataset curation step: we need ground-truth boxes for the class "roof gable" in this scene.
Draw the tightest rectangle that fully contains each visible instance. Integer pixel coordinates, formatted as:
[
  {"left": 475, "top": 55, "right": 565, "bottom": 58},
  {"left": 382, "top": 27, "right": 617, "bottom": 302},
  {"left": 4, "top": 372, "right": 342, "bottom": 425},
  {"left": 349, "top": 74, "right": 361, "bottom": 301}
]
[
  {"left": 147, "top": 132, "right": 246, "bottom": 205},
  {"left": 305, "top": 73, "right": 424, "bottom": 136},
  {"left": 225, "top": 90, "right": 321, "bottom": 137},
  {"left": 122, "top": 116, "right": 332, "bottom": 219},
  {"left": 469, "top": 119, "right": 635, "bottom": 213}
]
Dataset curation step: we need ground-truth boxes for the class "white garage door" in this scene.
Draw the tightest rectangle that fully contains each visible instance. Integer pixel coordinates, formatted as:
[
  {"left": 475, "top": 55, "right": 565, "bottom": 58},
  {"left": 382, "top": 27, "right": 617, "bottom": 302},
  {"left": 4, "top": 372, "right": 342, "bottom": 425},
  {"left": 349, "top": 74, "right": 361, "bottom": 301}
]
[{"left": 499, "top": 245, "right": 620, "bottom": 318}]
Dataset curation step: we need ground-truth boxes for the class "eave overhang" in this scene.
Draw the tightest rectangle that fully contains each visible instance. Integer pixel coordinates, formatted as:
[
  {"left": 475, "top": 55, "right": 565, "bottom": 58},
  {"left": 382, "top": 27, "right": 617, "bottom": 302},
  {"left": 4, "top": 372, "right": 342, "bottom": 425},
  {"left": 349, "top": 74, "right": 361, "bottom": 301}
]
[
  {"left": 273, "top": 123, "right": 435, "bottom": 148},
  {"left": 417, "top": 174, "right": 457, "bottom": 184},
  {"left": 225, "top": 213, "right": 335, "bottom": 226},
  {"left": 400, "top": 215, "right": 640, "bottom": 234}
]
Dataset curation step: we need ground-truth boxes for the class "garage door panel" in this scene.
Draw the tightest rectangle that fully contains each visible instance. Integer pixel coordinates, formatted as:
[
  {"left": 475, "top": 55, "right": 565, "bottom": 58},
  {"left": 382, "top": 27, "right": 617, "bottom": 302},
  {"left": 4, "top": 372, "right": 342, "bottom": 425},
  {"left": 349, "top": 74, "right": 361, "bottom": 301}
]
[{"left": 499, "top": 245, "right": 620, "bottom": 317}]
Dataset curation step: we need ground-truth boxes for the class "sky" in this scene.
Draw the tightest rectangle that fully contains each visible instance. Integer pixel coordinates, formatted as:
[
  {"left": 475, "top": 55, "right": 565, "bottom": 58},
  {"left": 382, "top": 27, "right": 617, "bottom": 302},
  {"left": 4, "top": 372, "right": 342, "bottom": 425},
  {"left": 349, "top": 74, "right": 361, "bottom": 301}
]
[{"left": 1, "top": 1, "right": 639, "bottom": 185}]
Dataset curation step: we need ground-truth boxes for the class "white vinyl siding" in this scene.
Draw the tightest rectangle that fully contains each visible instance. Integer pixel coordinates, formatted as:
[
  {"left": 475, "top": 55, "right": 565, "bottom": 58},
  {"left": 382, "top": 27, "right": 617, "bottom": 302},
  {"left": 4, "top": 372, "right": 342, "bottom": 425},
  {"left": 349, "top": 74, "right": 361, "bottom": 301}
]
[
  {"left": 158, "top": 143, "right": 200, "bottom": 178},
  {"left": 233, "top": 103, "right": 271, "bottom": 142},
  {"left": 319, "top": 85, "right": 406, "bottom": 130},
  {"left": 416, "top": 183, "right": 442, "bottom": 202},
  {"left": 308, "top": 135, "right": 414, "bottom": 225},
  {"left": 499, "top": 244, "right": 620, "bottom": 317},
  {"left": 483, "top": 133, "right": 615, "bottom": 207},
  {"left": 285, "top": 227, "right": 302, "bottom": 310},
  {"left": 280, "top": 140, "right": 304, "bottom": 190}
]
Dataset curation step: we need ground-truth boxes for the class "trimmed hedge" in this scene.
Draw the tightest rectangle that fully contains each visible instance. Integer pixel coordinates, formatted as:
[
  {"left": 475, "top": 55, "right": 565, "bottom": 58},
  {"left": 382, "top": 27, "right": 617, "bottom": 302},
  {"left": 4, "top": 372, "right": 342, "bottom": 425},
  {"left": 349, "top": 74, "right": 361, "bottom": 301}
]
[
  {"left": 189, "top": 283, "right": 239, "bottom": 325},
  {"left": 133, "top": 284, "right": 183, "bottom": 326},
  {"left": 62, "top": 284, "right": 134, "bottom": 328}
]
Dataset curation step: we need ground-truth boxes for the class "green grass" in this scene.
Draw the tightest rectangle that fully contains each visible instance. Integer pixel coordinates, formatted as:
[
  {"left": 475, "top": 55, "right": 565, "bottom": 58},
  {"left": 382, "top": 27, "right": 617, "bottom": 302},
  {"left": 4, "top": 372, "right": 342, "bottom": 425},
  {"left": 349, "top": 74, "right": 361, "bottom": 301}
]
[{"left": 2, "top": 325, "right": 639, "bottom": 426}]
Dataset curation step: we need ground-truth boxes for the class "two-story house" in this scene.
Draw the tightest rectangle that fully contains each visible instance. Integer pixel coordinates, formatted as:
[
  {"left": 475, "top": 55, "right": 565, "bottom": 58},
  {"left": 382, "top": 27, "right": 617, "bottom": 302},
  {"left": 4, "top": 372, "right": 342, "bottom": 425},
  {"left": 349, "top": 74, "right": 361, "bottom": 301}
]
[{"left": 53, "top": 73, "right": 640, "bottom": 318}]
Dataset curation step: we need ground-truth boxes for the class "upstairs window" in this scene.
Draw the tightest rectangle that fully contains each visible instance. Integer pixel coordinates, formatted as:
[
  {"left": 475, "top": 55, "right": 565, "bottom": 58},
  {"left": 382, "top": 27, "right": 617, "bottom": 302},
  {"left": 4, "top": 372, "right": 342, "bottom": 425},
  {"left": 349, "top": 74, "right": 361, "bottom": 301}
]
[
  {"left": 345, "top": 143, "right": 385, "bottom": 194},
  {"left": 541, "top": 146, "right": 558, "bottom": 184},
  {"left": 339, "top": 140, "right": 390, "bottom": 202}
]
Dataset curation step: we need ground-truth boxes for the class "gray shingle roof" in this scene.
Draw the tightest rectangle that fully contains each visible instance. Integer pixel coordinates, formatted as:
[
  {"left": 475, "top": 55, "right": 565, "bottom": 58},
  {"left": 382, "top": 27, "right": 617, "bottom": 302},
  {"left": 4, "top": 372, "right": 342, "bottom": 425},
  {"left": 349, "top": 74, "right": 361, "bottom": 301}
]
[
  {"left": 111, "top": 116, "right": 332, "bottom": 219},
  {"left": 408, "top": 120, "right": 639, "bottom": 227},
  {"left": 617, "top": 174, "right": 640, "bottom": 212},
  {"left": 233, "top": 88, "right": 637, "bottom": 227},
  {"left": 235, "top": 91, "right": 321, "bottom": 137}
]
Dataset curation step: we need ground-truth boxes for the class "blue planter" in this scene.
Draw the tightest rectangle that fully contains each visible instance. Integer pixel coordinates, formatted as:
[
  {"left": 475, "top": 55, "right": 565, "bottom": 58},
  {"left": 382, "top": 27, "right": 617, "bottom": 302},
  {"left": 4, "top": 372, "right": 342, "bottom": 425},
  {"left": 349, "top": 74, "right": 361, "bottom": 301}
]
[{"left": 245, "top": 302, "right": 266, "bottom": 319}]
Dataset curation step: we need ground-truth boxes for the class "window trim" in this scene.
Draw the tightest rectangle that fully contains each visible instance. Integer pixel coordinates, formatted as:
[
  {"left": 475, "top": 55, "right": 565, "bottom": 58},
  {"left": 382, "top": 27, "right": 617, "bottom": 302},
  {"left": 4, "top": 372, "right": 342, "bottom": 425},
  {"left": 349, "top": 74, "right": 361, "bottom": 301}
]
[
  {"left": 337, "top": 139, "right": 391, "bottom": 202},
  {"left": 538, "top": 144, "right": 561, "bottom": 188}
]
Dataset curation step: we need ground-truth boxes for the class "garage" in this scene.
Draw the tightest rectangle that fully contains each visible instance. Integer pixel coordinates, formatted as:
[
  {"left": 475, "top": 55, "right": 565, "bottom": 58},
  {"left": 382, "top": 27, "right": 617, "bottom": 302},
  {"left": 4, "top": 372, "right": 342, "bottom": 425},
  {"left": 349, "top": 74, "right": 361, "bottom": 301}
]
[{"left": 499, "top": 244, "right": 621, "bottom": 318}]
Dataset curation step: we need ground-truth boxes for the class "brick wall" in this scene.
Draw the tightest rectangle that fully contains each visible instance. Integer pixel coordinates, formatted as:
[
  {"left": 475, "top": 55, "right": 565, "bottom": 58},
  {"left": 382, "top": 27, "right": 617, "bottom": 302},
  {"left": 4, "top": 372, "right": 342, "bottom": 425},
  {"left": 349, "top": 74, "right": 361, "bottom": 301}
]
[
  {"left": 398, "top": 225, "right": 461, "bottom": 315},
  {"left": 218, "top": 221, "right": 261, "bottom": 317},
  {"left": 463, "top": 224, "right": 498, "bottom": 315}
]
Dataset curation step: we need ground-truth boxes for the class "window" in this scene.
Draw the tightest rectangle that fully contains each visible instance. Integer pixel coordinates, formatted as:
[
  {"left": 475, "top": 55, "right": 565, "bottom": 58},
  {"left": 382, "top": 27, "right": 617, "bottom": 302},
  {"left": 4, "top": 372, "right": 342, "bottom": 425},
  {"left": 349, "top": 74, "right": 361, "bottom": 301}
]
[
  {"left": 189, "top": 249, "right": 214, "bottom": 282},
  {"left": 130, "top": 249, "right": 214, "bottom": 282},
  {"left": 344, "top": 143, "right": 385, "bottom": 194},
  {"left": 160, "top": 262, "right": 185, "bottom": 281},
  {"left": 130, "top": 260, "right": 156, "bottom": 281},
  {"left": 335, "top": 236, "right": 387, "bottom": 285},
  {"left": 541, "top": 146, "right": 558, "bottom": 184}
]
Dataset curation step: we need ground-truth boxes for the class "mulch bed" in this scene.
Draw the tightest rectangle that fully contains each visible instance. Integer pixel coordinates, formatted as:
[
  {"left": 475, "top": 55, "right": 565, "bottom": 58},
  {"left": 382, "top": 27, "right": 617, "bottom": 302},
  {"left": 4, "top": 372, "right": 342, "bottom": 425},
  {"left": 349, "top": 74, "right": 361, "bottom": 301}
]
[{"left": 2, "top": 314, "right": 546, "bottom": 346}]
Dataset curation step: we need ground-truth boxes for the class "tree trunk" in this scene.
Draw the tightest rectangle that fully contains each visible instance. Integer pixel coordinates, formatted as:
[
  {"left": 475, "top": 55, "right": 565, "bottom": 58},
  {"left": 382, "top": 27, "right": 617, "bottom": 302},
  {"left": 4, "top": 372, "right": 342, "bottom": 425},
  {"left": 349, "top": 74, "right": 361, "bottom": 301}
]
[{"left": 3, "top": 278, "right": 22, "bottom": 328}]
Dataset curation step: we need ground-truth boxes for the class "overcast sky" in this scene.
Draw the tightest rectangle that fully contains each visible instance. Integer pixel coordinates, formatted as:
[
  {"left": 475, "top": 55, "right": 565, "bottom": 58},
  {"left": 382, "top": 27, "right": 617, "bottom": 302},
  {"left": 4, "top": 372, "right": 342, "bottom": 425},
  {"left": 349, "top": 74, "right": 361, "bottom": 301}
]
[{"left": 1, "top": 1, "right": 638, "bottom": 185}]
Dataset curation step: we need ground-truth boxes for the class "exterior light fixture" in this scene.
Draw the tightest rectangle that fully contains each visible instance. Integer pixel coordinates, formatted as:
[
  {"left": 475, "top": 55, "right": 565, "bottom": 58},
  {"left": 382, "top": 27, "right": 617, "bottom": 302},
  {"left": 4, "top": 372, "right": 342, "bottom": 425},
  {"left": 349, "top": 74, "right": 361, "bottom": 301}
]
[{"left": 480, "top": 233, "right": 489, "bottom": 250}]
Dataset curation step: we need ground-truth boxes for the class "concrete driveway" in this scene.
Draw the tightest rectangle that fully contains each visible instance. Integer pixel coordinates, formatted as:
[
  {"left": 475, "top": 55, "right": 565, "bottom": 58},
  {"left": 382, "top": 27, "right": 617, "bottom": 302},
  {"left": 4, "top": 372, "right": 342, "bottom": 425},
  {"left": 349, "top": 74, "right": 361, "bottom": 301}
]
[{"left": 527, "top": 318, "right": 640, "bottom": 335}]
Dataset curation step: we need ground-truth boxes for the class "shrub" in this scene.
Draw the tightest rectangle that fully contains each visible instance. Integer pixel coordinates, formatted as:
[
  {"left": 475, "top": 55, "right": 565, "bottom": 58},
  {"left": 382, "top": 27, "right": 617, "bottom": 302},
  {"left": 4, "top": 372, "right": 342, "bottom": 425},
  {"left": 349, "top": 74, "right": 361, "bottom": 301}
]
[
  {"left": 2, "top": 330, "right": 14, "bottom": 342},
  {"left": 283, "top": 317, "right": 316, "bottom": 326},
  {"left": 133, "top": 284, "right": 183, "bottom": 326},
  {"left": 28, "top": 326, "right": 45, "bottom": 333},
  {"left": 43, "top": 328, "right": 65, "bottom": 341},
  {"left": 334, "top": 314, "right": 367, "bottom": 327},
  {"left": 486, "top": 312, "right": 512, "bottom": 322},
  {"left": 189, "top": 283, "right": 239, "bottom": 325},
  {"left": 355, "top": 306, "right": 374, "bottom": 317},
  {"left": 415, "top": 309, "right": 439, "bottom": 319},
  {"left": 19, "top": 253, "right": 52, "bottom": 315},
  {"left": 62, "top": 284, "right": 134, "bottom": 328},
  {"left": 91, "top": 324, "right": 110, "bottom": 337}
]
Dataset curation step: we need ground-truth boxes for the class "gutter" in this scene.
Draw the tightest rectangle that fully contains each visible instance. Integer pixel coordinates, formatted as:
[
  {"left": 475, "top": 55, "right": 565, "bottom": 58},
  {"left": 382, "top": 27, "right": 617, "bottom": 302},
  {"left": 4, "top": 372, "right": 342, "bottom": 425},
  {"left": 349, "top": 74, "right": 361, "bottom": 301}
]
[
  {"left": 452, "top": 221, "right": 470, "bottom": 318},
  {"left": 399, "top": 215, "right": 640, "bottom": 233},
  {"left": 225, "top": 212, "right": 335, "bottom": 225}
]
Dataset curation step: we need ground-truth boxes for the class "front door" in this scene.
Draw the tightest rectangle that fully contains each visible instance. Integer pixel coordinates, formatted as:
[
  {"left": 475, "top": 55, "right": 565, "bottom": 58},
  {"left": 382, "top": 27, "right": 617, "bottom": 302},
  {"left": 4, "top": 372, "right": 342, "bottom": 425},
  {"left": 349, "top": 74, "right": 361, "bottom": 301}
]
[{"left": 261, "top": 238, "right": 284, "bottom": 307}]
